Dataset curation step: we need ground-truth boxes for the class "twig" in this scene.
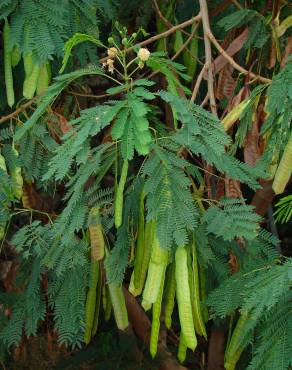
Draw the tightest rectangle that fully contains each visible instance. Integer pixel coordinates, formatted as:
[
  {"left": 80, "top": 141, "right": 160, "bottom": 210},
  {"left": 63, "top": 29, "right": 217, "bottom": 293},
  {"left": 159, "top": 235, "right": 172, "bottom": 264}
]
[
  {"left": 145, "top": 22, "right": 201, "bottom": 82},
  {"left": 67, "top": 89, "right": 118, "bottom": 100},
  {"left": 0, "top": 97, "right": 38, "bottom": 125},
  {"left": 231, "top": 0, "right": 243, "bottom": 9},
  {"left": 207, "top": 31, "right": 271, "bottom": 84},
  {"left": 200, "top": 93, "right": 209, "bottom": 107},
  {"left": 99, "top": 14, "right": 201, "bottom": 64},
  {"left": 171, "top": 22, "right": 199, "bottom": 61},
  {"left": 199, "top": 0, "right": 217, "bottom": 115},
  {"left": 190, "top": 64, "right": 207, "bottom": 103},
  {"left": 133, "top": 14, "right": 201, "bottom": 47},
  {"left": 152, "top": 0, "right": 190, "bottom": 37}
]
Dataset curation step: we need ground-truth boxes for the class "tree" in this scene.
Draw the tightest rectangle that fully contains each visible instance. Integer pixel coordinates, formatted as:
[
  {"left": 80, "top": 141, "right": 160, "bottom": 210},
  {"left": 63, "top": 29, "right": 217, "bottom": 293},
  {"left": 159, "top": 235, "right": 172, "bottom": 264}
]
[{"left": 0, "top": 1, "right": 291, "bottom": 369}]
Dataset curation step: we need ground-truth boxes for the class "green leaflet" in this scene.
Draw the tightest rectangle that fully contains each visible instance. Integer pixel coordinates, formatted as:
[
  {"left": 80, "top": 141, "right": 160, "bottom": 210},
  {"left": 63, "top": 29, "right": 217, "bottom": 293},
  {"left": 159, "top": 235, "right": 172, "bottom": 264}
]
[{"left": 111, "top": 93, "right": 152, "bottom": 160}]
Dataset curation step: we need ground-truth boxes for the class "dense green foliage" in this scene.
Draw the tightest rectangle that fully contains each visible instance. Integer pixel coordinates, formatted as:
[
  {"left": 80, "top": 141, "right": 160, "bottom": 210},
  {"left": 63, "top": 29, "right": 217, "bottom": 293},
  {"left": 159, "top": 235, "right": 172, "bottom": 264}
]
[{"left": 0, "top": 1, "right": 291, "bottom": 369}]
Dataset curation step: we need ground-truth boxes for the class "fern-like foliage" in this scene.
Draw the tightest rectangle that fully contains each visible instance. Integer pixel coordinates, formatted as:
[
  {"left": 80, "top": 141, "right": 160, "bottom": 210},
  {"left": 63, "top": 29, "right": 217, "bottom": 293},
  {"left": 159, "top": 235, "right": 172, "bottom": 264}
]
[
  {"left": 207, "top": 259, "right": 292, "bottom": 369},
  {"left": 143, "top": 142, "right": 198, "bottom": 248},
  {"left": 105, "top": 178, "right": 143, "bottom": 284},
  {"left": 9, "top": 0, "right": 66, "bottom": 63},
  {"left": 218, "top": 9, "right": 269, "bottom": 48},
  {"left": 260, "top": 60, "right": 292, "bottom": 170},
  {"left": 202, "top": 198, "right": 262, "bottom": 241},
  {"left": 247, "top": 294, "right": 292, "bottom": 370},
  {"left": 0, "top": 222, "right": 48, "bottom": 346},
  {"left": 5, "top": 0, "right": 100, "bottom": 65},
  {"left": 111, "top": 90, "right": 153, "bottom": 160},
  {"left": 14, "top": 65, "right": 107, "bottom": 141},
  {"left": 18, "top": 120, "right": 57, "bottom": 184},
  {"left": 159, "top": 91, "right": 263, "bottom": 190},
  {"left": 147, "top": 53, "right": 191, "bottom": 94},
  {"left": 48, "top": 265, "right": 88, "bottom": 348},
  {"left": 274, "top": 195, "right": 292, "bottom": 224}
]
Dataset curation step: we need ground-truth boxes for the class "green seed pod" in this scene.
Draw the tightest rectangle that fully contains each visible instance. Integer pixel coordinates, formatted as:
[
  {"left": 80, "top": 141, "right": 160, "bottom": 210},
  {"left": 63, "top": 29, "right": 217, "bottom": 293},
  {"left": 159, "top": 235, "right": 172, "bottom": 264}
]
[
  {"left": 36, "top": 63, "right": 50, "bottom": 95},
  {"left": 108, "top": 284, "right": 129, "bottom": 330},
  {"left": 114, "top": 160, "right": 128, "bottom": 229},
  {"left": 177, "top": 334, "right": 187, "bottom": 363},
  {"left": 164, "top": 263, "right": 176, "bottom": 329},
  {"left": 11, "top": 46, "right": 21, "bottom": 68},
  {"left": 3, "top": 19, "right": 15, "bottom": 107},
  {"left": 272, "top": 131, "right": 292, "bottom": 194},
  {"left": 11, "top": 146, "right": 23, "bottom": 200},
  {"left": 175, "top": 246, "right": 197, "bottom": 351},
  {"left": 149, "top": 269, "right": 165, "bottom": 358},
  {"left": 23, "top": 63, "right": 40, "bottom": 99},
  {"left": 84, "top": 261, "right": 100, "bottom": 344}
]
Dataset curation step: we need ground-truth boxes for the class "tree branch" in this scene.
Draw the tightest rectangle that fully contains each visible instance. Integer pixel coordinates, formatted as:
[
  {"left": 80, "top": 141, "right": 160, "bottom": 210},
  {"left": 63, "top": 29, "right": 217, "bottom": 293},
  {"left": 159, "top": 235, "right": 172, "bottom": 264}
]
[
  {"left": 99, "top": 14, "right": 202, "bottom": 64},
  {"left": 171, "top": 22, "right": 199, "bottom": 61},
  {"left": 2, "top": 16, "right": 202, "bottom": 124},
  {"left": 152, "top": 0, "right": 191, "bottom": 37},
  {"left": 0, "top": 97, "right": 38, "bottom": 125},
  {"left": 199, "top": 0, "right": 217, "bottom": 115},
  {"left": 207, "top": 31, "right": 271, "bottom": 84},
  {"left": 190, "top": 63, "right": 207, "bottom": 103}
]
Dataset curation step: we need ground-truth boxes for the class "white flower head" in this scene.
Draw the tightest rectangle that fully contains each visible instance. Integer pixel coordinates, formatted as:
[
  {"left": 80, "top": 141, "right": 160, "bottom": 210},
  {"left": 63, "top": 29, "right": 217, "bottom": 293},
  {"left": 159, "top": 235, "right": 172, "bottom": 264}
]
[
  {"left": 138, "top": 48, "right": 150, "bottom": 62},
  {"left": 107, "top": 47, "right": 118, "bottom": 59},
  {"left": 106, "top": 58, "right": 114, "bottom": 73}
]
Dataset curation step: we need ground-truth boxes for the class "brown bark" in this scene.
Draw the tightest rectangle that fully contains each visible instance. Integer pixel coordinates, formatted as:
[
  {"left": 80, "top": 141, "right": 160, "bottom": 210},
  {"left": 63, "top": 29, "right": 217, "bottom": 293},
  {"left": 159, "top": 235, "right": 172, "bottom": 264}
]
[
  {"left": 124, "top": 288, "right": 188, "bottom": 370},
  {"left": 251, "top": 180, "right": 275, "bottom": 217},
  {"left": 207, "top": 328, "right": 225, "bottom": 370}
]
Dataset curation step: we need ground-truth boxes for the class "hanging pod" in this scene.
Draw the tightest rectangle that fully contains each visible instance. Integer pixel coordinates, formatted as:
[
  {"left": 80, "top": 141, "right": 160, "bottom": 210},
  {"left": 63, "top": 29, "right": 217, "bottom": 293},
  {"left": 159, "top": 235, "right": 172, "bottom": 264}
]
[
  {"left": 175, "top": 246, "right": 197, "bottom": 351},
  {"left": 129, "top": 220, "right": 154, "bottom": 296},
  {"left": 84, "top": 261, "right": 100, "bottom": 344},
  {"left": 177, "top": 334, "right": 188, "bottom": 363},
  {"left": 23, "top": 62, "right": 41, "bottom": 99},
  {"left": 272, "top": 131, "right": 292, "bottom": 194},
  {"left": 133, "top": 191, "right": 145, "bottom": 288},
  {"left": 11, "top": 46, "right": 21, "bottom": 68},
  {"left": 3, "top": 19, "right": 15, "bottom": 107},
  {"left": 36, "top": 63, "right": 51, "bottom": 95},
  {"left": 142, "top": 234, "right": 168, "bottom": 310},
  {"left": 10, "top": 145, "right": 23, "bottom": 200},
  {"left": 224, "top": 311, "right": 250, "bottom": 370},
  {"left": 149, "top": 268, "right": 166, "bottom": 358},
  {"left": 114, "top": 160, "right": 128, "bottom": 228},
  {"left": 108, "top": 283, "right": 129, "bottom": 330},
  {"left": 164, "top": 262, "right": 176, "bottom": 329},
  {"left": 88, "top": 207, "right": 105, "bottom": 261},
  {"left": 191, "top": 240, "right": 207, "bottom": 339}
]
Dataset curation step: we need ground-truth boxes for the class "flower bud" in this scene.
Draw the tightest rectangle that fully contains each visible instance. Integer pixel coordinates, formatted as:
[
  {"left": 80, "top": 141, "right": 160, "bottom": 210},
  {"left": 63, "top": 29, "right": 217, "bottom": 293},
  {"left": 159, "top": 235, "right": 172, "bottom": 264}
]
[{"left": 107, "top": 47, "right": 118, "bottom": 58}]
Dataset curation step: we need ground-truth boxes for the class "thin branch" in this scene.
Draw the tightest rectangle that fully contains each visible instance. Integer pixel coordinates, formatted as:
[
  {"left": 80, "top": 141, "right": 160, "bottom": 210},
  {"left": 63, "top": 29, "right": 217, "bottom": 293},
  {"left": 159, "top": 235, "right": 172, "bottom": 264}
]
[
  {"left": 200, "top": 93, "right": 209, "bottom": 107},
  {"left": 152, "top": 0, "right": 190, "bottom": 37},
  {"left": 207, "top": 31, "right": 271, "bottom": 84},
  {"left": 190, "top": 64, "right": 207, "bottom": 103},
  {"left": 171, "top": 22, "right": 199, "bottom": 61},
  {"left": 199, "top": 0, "right": 217, "bottom": 115},
  {"left": 67, "top": 89, "right": 117, "bottom": 100},
  {"left": 0, "top": 97, "right": 38, "bottom": 125},
  {"left": 99, "top": 14, "right": 201, "bottom": 64},
  {"left": 231, "top": 0, "right": 243, "bottom": 9}
]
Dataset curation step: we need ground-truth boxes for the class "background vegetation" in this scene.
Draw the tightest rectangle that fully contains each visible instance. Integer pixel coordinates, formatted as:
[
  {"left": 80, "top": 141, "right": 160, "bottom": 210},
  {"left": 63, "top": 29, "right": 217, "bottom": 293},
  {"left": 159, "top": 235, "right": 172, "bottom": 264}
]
[{"left": 0, "top": 0, "right": 291, "bottom": 369}]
